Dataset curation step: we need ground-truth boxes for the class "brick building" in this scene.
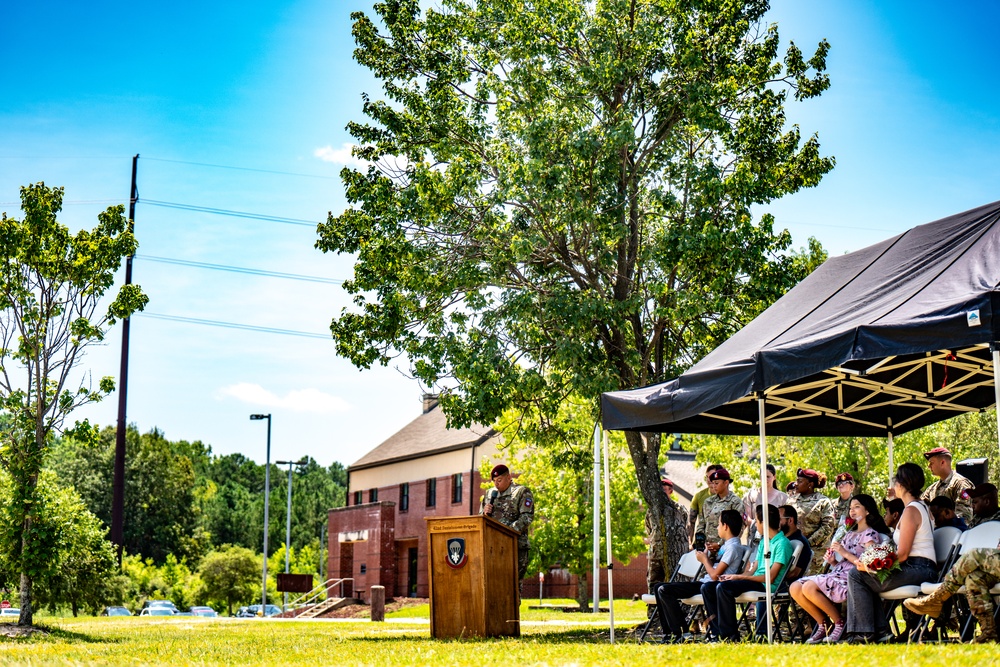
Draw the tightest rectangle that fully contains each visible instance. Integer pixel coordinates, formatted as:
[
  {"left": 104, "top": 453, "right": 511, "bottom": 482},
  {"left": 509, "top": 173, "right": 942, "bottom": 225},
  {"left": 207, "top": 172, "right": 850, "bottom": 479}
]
[
  {"left": 326, "top": 395, "right": 502, "bottom": 600},
  {"left": 326, "top": 394, "right": 698, "bottom": 602}
]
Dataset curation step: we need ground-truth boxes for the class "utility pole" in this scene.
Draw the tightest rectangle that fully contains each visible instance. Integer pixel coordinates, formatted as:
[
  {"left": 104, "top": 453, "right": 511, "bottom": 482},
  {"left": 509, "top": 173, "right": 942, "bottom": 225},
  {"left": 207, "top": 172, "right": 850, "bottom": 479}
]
[{"left": 111, "top": 154, "right": 139, "bottom": 566}]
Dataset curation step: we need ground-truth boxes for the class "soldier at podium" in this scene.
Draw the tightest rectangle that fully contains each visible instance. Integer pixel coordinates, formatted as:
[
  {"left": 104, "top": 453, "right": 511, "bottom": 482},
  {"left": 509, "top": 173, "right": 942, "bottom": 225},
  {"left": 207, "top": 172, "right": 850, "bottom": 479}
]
[{"left": 480, "top": 464, "right": 535, "bottom": 589}]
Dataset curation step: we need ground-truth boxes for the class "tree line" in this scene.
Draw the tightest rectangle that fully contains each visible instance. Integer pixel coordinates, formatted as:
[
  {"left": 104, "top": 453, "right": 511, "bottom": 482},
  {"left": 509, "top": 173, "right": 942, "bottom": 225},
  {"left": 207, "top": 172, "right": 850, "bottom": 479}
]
[{"left": 0, "top": 423, "right": 346, "bottom": 615}]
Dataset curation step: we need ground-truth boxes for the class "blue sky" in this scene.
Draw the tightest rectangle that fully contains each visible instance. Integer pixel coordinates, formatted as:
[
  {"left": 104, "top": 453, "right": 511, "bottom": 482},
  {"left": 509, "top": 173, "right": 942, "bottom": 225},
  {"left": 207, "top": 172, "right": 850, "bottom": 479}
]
[{"left": 1, "top": 1, "right": 998, "bottom": 467}]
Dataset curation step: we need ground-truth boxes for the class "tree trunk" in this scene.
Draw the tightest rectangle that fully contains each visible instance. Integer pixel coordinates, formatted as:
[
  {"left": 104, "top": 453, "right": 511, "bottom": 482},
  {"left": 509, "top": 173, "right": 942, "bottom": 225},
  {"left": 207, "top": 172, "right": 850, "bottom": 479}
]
[
  {"left": 18, "top": 571, "right": 32, "bottom": 627},
  {"left": 624, "top": 432, "right": 686, "bottom": 577},
  {"left": 576, "top": 574, "right": 589, "bottom": 611}
]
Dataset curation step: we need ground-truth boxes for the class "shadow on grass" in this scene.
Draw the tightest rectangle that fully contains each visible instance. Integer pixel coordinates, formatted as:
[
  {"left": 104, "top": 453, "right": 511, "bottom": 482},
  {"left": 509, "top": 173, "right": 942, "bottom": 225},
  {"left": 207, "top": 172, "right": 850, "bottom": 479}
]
[
  {"left": 351, "top": 626, "right": 642, "bottom": 645},
  {"left": 2, "top": 624, "right": 120, "bottom": 644}
]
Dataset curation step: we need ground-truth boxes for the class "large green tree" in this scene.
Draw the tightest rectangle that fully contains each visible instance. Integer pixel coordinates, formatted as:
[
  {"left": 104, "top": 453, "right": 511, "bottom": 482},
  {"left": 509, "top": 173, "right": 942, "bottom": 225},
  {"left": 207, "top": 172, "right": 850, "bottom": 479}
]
[
  {"left": 198, "top": 546, "right": 260, "bottom": 616},
  {"left": 0, "top": 184, "right": 147, "bottom": 626},
  {"left": 318, "top": 0, "right": 832, "bottom": 574}
]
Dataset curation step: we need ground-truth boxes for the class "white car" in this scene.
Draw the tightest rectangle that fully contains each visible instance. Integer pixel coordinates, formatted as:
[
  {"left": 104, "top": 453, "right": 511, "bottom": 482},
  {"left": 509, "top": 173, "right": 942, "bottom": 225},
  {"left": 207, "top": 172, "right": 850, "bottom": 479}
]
[{"left": 139, "top": 607, "right": 174, "bottom": 616}]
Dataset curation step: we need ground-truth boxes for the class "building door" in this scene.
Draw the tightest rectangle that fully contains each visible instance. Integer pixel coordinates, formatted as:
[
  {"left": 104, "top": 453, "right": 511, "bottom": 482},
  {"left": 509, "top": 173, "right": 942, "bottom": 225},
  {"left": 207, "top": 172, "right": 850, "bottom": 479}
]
[
  {"left": 408, "top": 547, "right": 418, "bottom": 597},
  {"left": 340, "top": 543, "right": 354, "bottom": 598}
]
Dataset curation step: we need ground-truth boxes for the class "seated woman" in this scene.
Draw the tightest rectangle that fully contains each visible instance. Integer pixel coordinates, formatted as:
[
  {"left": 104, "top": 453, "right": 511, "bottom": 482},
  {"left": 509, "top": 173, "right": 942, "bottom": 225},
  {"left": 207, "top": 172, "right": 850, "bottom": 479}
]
[
  {"left": 790, "top": 494, "right": 887, "bottom": 643},
  {"left": 844, "top": 463, "right": 938, "bottom": 643},
  {"left": 653, "top": 510, "right": 745, "bottom": 643}
]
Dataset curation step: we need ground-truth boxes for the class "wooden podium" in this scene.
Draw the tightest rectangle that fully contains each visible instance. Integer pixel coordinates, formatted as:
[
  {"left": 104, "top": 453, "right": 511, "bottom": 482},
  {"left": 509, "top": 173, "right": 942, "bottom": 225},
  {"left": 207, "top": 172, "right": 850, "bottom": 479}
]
[{"left": 426, "top": 515, "right": 520, "bottom": 638}]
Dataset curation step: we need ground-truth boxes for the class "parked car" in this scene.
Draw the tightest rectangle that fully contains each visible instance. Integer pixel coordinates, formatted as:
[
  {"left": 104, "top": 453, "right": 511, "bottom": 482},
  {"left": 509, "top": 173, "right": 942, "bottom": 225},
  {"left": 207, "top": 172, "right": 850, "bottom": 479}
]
[
  {"left": 235, "top": 604, "right": 281, "bottom": 618},
  {"left": 139, "top": 607, "right": 175, "bottom": 617},
  {"left": 141, "top": 600, "right": 179, "bottom": 613},
  {"left": 190, "top": 606, "right": 218, "bottom": 617},
  {"left": 101, "top": 606, "right": 132, "bottom": 617},
  {"left": 0, "top": 608, "right": 19, "bottom": 617}
]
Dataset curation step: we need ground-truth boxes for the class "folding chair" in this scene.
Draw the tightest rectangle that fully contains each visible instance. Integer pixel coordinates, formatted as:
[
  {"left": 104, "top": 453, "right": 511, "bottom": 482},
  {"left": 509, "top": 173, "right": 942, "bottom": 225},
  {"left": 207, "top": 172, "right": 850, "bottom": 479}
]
[
  {"left": 879, "top": 525, "right": 961, "bottom": 640},
  {"left": 676, "top": 549, "right": 748, "bottom": 641},
  {"left": 639, "top": 550, "right": 703, "bottom": 642},
  {"left": 916, "top": 522, "right": 1000, "bottom": 641},
  {"left": 735, "top": 540, "right": 804, "bottom": 640}
]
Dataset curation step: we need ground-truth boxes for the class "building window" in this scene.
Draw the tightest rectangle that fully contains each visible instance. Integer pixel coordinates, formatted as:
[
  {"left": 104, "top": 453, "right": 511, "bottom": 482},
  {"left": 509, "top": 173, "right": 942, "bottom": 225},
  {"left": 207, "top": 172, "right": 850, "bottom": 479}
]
[
  {"left": 452, "top": 473, "right": 463, "bottom": 504},
  {"left": 426, "top": 478, "right": 437, "bottom": 507},
  {"left": 353, "top": 490, "right": 362, "bottom": 506},
  {"left": 360, "top": 564, "right": 367, "bottom": 574},
  {"left": 369, "top": 488, "right": 378, "bottom": 503},
  {"left": 400, "top": 483, "right": 409, "bottom": 512}
]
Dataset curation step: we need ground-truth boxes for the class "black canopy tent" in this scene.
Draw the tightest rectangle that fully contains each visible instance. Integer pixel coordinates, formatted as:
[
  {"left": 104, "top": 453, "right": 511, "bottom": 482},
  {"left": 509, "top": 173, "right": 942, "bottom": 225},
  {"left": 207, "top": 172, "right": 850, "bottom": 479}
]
[{"left": 601, "top": 199, "right": 1000, "bottom": 641}]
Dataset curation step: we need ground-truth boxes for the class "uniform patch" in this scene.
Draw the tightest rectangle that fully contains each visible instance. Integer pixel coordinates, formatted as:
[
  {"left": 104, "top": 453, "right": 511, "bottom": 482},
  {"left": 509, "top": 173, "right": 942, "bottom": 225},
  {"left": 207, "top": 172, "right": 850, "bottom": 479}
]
[
  {"left": 446, "top": 537, "right": 467, "bottom": 569},
  {"left": 524, "top": 498, "right": 533, "bottom": 508}
]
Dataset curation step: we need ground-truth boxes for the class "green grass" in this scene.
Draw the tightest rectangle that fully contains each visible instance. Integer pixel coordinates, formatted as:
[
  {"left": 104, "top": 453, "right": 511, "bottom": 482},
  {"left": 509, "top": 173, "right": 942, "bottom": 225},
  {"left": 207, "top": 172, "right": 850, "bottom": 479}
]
[{"left": 1, "top": 610, "right": 995, "bottom": 665}]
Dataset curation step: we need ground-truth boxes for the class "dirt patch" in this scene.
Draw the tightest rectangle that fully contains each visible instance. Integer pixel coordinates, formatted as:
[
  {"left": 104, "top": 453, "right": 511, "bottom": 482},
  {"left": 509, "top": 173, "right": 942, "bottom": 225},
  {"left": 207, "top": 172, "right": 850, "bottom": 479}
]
[
  {"left": 320, "top": 597, "right": 428, "bottom": 619},
  {"left": 0, "top": 624, "right": 47, "bottom": 638}
]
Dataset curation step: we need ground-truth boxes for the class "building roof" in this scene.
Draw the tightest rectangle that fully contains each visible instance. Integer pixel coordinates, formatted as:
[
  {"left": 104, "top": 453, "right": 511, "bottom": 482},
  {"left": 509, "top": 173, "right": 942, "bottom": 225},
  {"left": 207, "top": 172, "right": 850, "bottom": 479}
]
[{"left": 349, "top": 400, "right": 498, "bottom": 471}]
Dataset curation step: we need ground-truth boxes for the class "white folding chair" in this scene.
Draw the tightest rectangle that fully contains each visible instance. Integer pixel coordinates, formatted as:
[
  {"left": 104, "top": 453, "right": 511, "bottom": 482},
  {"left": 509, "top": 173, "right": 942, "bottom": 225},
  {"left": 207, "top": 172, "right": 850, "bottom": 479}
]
[
  {"left": 735, "top": 540, "right": 804, "bottom": 640},
  {"left": 639, "top": 550, "right": 703, "bottom": 642}
]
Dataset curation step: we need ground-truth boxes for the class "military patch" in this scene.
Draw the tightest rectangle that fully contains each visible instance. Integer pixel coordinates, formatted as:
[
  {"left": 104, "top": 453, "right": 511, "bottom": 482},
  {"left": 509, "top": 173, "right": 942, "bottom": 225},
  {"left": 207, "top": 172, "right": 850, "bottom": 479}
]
[
  {"left": 524, "top": 498, "right": 532, "bottom": 508},
  {"left": 961, "top": 490, "right": 970, "bottom": 500},
  {"left": 446, "top": 537, "right": 467, "bottom": 569}
]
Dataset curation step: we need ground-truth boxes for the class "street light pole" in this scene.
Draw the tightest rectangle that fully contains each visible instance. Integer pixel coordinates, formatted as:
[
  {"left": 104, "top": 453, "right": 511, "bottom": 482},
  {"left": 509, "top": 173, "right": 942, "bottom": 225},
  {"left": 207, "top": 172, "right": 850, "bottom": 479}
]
[
  {"left": 276, "top": 458, "right": 307, "bottom": 613},
  {"left": 250, "top": 414, "right": 272, "bottom": 613}
]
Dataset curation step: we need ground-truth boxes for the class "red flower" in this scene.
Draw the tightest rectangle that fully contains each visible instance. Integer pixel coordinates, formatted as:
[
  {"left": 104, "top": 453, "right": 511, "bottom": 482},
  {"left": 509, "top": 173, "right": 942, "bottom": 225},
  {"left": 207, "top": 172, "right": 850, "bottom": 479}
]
[{"left": 845, "top": 517, "right": 856, "bottom": 527}]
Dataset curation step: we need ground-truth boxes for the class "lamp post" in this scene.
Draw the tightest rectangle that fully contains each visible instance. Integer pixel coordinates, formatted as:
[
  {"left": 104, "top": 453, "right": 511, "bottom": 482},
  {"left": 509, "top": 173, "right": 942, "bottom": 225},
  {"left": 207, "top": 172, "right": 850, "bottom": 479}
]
[
  {"left": 276, "top": 458, "right": 307, "bottom": 613},
  {"left": 250, "top": 414, "right": 272, "bottom": 612}
]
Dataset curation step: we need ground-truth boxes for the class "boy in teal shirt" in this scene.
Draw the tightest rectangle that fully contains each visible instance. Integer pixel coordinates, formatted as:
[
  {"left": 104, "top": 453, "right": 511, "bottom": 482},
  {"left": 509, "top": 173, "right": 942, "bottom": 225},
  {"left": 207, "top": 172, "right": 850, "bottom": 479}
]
[{"left": 701, "top": 503, "right": 793, "bottom": 641}]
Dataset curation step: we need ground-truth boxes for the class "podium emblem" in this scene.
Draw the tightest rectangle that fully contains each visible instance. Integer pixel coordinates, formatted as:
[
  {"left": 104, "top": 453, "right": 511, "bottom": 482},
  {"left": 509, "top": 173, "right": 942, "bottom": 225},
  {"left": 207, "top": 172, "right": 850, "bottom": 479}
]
[{"left": 446, "top": 537, "right": 467, "bottom": 569}]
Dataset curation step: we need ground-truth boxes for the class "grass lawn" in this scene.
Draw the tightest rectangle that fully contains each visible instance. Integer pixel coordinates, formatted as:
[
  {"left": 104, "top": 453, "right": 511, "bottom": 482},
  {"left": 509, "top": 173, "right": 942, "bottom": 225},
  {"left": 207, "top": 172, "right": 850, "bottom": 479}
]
[{"left": 1, "top": 600, "right": 993, "bottom": 666}]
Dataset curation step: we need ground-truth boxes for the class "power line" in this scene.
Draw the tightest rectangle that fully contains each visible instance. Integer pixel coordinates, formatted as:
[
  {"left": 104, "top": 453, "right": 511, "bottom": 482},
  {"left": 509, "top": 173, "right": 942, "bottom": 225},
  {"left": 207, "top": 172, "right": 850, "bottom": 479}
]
[
  {"left": 135, "top": 254, "right": 345, "bottom": 285},
  {"left": 137, "top": 312, "right": 331, "bottom": 340},
  {"left": 143, "top": 156, "right": 341, "bottom": 180},
  {"left": 142, "top": 199, "right": 322, "bottom": 227}
]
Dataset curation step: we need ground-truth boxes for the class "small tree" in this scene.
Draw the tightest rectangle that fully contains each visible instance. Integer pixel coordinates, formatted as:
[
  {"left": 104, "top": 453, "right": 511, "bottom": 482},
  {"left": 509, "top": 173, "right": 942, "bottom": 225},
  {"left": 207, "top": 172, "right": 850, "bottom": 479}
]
[
  {"left": 0, "top": 183, "right": 147, "bottom": 626},
  {"left": 198, "top": 546, "right": 260, "bottom": 616}
]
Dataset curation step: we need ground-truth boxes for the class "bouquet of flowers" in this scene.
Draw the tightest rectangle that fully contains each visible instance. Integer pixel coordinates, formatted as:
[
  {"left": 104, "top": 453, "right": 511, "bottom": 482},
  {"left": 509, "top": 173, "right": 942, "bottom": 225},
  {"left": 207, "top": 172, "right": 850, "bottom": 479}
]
[{"left": 858, "top": 543, "right": 901, "bottom": 583}]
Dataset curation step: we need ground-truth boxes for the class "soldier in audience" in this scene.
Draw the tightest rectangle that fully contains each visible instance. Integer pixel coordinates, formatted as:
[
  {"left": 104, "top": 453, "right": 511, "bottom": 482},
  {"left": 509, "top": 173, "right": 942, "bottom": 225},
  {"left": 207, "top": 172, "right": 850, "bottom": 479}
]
[
  {"left": 920, "top": 447, "right": 974, "bottom": 523},
  {"left": 699, "top": 468, "right": 743, "bottom": 554},
  {"left": 905, "top": 548, "right": 1000, "bottom": 643},
  {"left": 833, "top": 473, "right": 855, "bottom": 525},
  {"left": 689, "top": 464, "right": 721, "bottom": 543},
  {"left": 968, "top": 483, "right": 1000, "bottom": 527},
  {"left": 788, "top": 468, "right": 836, "bottom": 576}
]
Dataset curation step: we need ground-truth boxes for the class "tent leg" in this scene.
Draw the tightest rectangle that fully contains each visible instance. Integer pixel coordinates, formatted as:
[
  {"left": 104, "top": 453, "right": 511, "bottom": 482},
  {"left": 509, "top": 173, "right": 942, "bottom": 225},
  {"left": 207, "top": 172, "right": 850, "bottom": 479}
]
[
  {"left": 993, "top": 346, "right": 1000, "bottom": 464},
  {"left": 602, "top": 431, "right": 614, "bottom": 644},
  {"left": 593, "top": 425, "right": 601, "bottom": 614},
  {"left": 887, "top": 423, "right": 894, "bottom": 489},
  {"left": 758, "top": 396, "right": 773, "bottom": 644}
]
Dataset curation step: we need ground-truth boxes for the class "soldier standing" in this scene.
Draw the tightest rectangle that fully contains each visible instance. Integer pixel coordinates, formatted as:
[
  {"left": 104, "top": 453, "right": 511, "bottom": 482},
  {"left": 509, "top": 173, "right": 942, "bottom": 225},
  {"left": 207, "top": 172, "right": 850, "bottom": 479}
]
[
  {"left": 699, "top": 468, "right": 743, "bottom": 553},
  {"left": 480, "top": 464, "right": 534, "bottom": 588},
  {"left": 788, "top": 468, "right": 836, "bottom": 576},
  {"left": 920, "top": 447, "right": 974, "bottom": 523},
  {"left": 833, "top": 472, "right": 855, "bottom": 525}
]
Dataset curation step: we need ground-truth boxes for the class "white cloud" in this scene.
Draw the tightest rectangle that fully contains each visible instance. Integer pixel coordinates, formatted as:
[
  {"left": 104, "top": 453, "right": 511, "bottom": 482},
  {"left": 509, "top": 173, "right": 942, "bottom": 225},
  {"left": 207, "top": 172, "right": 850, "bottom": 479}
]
[
  {"left": 314, "top": 143, "right": 368, "bottom": 169},
  {"left": 216, "top": 382, "right": 351, "bottom": 414}
]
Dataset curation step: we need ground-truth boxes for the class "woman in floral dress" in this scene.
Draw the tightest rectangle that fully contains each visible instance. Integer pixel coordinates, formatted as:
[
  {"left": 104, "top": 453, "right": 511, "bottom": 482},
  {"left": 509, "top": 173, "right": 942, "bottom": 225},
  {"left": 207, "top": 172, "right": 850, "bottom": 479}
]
[{"left": 789, "top": 494, "right": 889, "bottom": 644}]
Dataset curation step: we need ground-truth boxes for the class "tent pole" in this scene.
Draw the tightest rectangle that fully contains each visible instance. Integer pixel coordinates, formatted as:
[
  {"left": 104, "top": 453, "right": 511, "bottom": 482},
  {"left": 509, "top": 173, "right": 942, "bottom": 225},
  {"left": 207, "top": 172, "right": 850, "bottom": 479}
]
[
  {"left": 887, "top": 418, "right": 894, "bottom": 489},
  {"left": 992, "top": 345, "right": 1000, "bottom": 464},
  {"left": 603, "top": 431, "right": 615, "bottom": 643},
  {"left": 593, "top": 425, "right": 601, "bottom": 613},
  {"left": 758, "top": 395, "right": 773, "bottom": 643}
]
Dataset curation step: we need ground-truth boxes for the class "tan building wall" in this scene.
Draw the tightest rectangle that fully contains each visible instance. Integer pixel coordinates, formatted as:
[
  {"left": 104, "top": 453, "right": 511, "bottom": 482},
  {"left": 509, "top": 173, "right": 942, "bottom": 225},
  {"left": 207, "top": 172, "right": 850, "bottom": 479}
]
[{"left": 349, "top": 437, "right": 501, "bottom": 493}]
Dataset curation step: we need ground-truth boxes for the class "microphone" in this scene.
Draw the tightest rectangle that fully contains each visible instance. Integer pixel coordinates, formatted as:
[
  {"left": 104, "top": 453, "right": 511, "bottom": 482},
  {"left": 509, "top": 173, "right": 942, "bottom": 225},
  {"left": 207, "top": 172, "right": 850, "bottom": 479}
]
[{"left": 486, "top": 488, "right": 499, "bottom": 515}]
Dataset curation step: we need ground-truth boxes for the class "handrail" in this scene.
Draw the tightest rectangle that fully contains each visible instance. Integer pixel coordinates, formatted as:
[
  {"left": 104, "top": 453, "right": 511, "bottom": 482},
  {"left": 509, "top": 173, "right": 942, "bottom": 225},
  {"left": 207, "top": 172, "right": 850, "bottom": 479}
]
[{"left": 287, "top": 577, "right": 354, "bottom": 610}]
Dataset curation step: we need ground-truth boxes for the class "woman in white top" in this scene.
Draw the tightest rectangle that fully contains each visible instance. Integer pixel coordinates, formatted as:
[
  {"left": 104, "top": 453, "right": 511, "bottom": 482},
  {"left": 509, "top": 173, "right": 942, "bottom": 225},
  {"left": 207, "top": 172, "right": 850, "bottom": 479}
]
[
  {"left": 843, "top": 463, "right": 937, "bottom": 643},
  {"left": 742, "top": 464, "right": 789, "bottom": 553}
]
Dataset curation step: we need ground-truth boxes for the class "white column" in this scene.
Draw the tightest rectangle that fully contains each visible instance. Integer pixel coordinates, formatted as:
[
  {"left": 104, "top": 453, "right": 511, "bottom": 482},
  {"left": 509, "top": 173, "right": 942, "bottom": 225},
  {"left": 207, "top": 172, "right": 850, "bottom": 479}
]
[
  {"left": 592, "top": 424, "right": 601, "bottom": 613},
  {"left": 603, "top": 430, "right": 615, "bottom": 644},
  {"left": 758, "top": 396, "right": 773, "bottom": 643}
]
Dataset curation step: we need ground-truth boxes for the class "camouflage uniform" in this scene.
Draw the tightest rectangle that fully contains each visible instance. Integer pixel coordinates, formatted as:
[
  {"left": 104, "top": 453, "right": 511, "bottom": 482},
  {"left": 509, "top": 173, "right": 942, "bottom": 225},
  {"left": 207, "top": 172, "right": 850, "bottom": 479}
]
[
  {"left": 971, "top": 508, "right": 1000, "bottom": 528},
  {"left": 921, "top": 471, "right": 975, "bottom": 524},
  {"left": 699, "top": 491, "right": 743, "bottom": 547},
  {"left": 939, "top": 549, "right": 1000, "bottom": 625},
  {"left": 479, "top": 482, "right": 534, "bottom": 582},
  {"left": 689, "top": 487, "right": 711, "bottom": 540},
  {"left": 835, "top": 496, "right": 852, "bottom": 525},
  {"left": 789, "top": 491, "right": 836, "bottom": 575}
]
